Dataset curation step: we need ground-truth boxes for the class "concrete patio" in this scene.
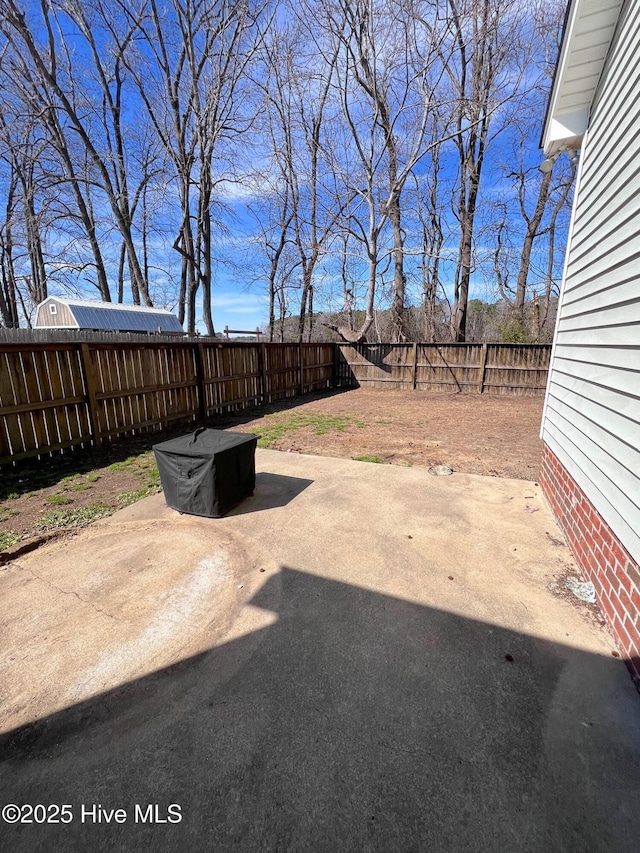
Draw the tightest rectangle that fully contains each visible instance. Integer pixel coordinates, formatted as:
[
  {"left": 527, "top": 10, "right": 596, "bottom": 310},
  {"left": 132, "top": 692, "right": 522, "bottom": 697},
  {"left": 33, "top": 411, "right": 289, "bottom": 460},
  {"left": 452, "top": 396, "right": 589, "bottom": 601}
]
[{"left": 1, "top": 449, "right": 639, "bottom": 851}]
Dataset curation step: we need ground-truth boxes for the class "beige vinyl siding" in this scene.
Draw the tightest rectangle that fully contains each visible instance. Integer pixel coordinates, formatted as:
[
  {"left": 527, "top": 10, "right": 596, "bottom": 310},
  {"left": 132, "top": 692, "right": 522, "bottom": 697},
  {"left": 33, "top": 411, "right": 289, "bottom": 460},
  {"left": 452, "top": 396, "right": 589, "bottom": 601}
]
[
  {"left": 35, "top": 299, "right": 77, "bottom": 328},
  {"left": 542, "top": 0, "right": 640, "bottom": 563}
]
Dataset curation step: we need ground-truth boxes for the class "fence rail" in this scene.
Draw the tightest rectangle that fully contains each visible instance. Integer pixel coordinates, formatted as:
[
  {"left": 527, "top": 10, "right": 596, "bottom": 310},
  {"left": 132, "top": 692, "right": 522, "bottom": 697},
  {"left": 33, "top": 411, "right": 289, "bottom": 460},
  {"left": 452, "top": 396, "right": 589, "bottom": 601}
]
[{"left": 0, "top": 337, "right": 550, "bottom": 465}]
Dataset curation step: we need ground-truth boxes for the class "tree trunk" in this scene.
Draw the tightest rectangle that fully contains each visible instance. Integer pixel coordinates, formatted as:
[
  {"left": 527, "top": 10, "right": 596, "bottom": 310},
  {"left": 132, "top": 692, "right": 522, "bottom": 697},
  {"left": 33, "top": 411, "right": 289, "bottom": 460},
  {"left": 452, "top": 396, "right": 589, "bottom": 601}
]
[
  {"left": 0, "top": 184, "right": 20, "bottom": 327},
  {"left": 388, "top": 194, "right": 406, "bottom": 342},
  {"left": 514, "top": 168, "right": 553, "bottom": 318}
]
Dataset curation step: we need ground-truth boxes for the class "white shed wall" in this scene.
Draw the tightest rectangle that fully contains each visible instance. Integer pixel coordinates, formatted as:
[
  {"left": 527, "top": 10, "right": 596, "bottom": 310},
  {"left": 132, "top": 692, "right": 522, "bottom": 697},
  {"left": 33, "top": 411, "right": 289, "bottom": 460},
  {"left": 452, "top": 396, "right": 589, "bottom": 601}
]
[{"left": 542, "top": 0, "right": 640, "bottom": 563}]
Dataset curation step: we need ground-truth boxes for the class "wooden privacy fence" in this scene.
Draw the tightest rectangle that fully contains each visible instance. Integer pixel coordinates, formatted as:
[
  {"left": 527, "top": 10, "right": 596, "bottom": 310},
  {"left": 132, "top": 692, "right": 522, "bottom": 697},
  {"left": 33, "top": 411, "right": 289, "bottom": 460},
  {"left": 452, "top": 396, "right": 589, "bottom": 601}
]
[
  {"left": 0, "top": 339, "right": 335, "bottom": 464},
  {"left": 336, "top": 343, "right": 551, "bottom": 395},
  {"left": 0, "top": 337, "right": 550, "bottom": 465}
]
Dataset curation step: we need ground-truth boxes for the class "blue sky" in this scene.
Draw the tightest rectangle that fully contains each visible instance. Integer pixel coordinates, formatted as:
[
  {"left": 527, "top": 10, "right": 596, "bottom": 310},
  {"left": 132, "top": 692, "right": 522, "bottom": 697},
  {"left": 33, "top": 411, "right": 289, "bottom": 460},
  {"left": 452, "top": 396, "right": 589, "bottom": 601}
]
[{"left": 202, "top": 286, "right": 268, "bottom": 335}]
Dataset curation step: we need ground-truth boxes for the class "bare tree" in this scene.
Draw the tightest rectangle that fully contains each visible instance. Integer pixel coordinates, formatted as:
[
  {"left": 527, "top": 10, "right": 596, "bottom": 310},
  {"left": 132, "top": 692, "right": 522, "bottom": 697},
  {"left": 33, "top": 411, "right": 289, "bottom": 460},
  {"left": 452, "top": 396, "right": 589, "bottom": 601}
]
[
  {"left": 3, "top": 59, "right": 114, "bottom": 301},
  {"left": 0, "top": 108, "right": 48, "bottom": 306},
  {"left": 536, "top": 166, "right": 573, "bottom": 338},
  {"left": 490, "top": 0, "right": 571, "bottom": 342},
  {"left": 0, "top": 0, "right": 154, "bottom": 305},
  {"left": 0, "top": 0, "right": 570, "bottom": 338},
  {"left": 247, "top": 157, "right": 295, "bottom": 342},
  {"left": 410, "top": 118, "right": 446, "bottom": 342},
  {"left": 320, "top": 0, "right": 452, "bottom": 342},
  {"left": 445, "top": 0, "right": 528, "bottom": 342},
  {"left": 254, "top": 12, "right": 350, "bottom": 343},
  {"left": 0, "top": 164, "right": 20, "bottom": 326},
  {"left": 247, "top": 149, "right": 297, "bottom": 343},
  {"left": 123, "top": 0, "right": 264, "bottom": 332},
  {"left": 493, "top": 155, "right": 573, "bottom": 341},
  {"left": 58, "top": 0, "right": 156, "bottom": 303}
]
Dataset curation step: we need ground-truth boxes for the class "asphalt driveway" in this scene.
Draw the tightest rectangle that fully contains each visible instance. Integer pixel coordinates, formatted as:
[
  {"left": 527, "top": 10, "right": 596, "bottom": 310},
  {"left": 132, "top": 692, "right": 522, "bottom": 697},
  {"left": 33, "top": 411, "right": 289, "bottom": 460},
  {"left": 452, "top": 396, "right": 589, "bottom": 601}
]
[{"left": 1, "top": 449, "right": 639, "bottom": 852}]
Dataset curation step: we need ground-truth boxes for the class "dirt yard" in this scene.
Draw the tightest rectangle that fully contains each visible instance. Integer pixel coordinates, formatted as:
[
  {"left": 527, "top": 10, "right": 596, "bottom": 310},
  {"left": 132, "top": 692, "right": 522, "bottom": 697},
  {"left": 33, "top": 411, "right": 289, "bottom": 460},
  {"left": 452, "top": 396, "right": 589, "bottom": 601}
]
[
  {"left": 228, "top": 388, "right": 545, "bottom": 481},
  {"left": 0, "top": 388, "right": 544, "bottom": 551}
]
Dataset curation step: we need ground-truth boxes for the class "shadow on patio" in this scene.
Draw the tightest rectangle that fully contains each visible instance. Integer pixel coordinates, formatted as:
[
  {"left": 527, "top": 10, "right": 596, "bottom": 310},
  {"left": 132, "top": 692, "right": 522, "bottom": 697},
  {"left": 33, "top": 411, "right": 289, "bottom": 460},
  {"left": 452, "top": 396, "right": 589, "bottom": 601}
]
[{"left": 2, "top": 566, "right": 639, "bottom": 853}]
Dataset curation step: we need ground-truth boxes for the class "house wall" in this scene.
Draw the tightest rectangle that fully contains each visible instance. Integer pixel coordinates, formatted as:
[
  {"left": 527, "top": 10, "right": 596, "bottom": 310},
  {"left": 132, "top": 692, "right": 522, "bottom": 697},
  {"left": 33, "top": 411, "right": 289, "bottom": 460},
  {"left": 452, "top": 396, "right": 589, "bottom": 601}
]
[
  {"left": 541, "top": 446, "right": 640, "bottom": 687},
  {"left": 35, "top": 299, "right": 76, "bottom": 328},
  {"left": 541, "top": 0, "right": 640, "bottom": 666}
]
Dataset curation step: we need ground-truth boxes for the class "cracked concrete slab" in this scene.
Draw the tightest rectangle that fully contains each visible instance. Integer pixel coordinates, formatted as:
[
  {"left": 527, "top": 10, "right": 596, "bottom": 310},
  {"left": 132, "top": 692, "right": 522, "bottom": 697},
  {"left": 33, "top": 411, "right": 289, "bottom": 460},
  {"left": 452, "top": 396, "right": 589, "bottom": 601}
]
[
  {"left": 1, "top": 518, "right": 277, "bottom": 732},
  {"left": 1, "top": 449, "right": 639, "bottom": 852}
]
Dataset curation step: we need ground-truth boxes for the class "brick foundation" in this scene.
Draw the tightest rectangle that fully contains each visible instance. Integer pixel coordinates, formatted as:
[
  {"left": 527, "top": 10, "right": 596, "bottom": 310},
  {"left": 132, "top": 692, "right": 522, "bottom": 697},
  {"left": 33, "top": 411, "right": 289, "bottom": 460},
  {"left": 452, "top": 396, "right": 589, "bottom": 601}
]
[{"left": 540, "top": 444, "right": 640, "bottom": 688}]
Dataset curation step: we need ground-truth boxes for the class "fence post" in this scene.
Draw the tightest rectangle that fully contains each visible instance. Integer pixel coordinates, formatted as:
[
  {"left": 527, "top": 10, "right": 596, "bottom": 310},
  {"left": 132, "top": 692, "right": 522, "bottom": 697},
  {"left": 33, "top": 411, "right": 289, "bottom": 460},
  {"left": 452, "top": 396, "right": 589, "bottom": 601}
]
[
  {"left": 333, "top": 343, "right": 340, "bottom": 388},
  {"left": 259, "top": 342, "right": 267, "bottom": 404},
  {"left": 412, "top": 342, "right": 418, "bottom": 390},
  {"left": 79, "top": 343, "right": 102, "bottom": 448},
  {"left": 478, "top": 343, "right": 489, "bottom": 394},
  {"left": 193, "top": 342, "right": 206, "bottom": 420},
  {"left": 298, "top": 342, "right": 304, "bottom": 395}
]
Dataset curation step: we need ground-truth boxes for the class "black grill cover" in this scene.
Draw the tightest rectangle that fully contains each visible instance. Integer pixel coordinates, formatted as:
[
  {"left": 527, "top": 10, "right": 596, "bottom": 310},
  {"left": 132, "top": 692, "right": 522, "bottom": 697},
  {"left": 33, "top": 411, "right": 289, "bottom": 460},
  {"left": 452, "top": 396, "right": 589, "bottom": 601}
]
[{"left": 153, "top": 428, "right": 259, "bottom": 518}]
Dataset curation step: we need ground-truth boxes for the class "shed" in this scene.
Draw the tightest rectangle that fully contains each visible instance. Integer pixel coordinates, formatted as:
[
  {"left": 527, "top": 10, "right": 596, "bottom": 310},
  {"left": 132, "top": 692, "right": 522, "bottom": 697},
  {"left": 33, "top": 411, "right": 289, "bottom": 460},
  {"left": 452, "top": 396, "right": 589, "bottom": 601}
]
[
  {"left": 34, "top": 297, "right": 184, "bottom": 334},
  {"left": 540, "top": 0, "right": 640, "bottom": 684}
]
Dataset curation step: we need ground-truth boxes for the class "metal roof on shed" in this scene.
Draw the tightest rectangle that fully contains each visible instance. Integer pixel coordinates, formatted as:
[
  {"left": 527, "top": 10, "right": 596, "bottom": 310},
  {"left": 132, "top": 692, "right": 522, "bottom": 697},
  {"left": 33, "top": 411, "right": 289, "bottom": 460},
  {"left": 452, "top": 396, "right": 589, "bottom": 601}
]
[{"left": 36, "top": 297, "right": 184, "bottom": 333}]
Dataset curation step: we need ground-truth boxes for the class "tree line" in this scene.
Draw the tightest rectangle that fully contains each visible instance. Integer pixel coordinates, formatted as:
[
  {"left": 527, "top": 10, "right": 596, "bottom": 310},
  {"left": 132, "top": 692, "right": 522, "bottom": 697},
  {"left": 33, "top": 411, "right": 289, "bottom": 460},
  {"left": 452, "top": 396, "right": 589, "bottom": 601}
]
[{"left": 0, "top": 0, "right": 573, "bottom": 342}]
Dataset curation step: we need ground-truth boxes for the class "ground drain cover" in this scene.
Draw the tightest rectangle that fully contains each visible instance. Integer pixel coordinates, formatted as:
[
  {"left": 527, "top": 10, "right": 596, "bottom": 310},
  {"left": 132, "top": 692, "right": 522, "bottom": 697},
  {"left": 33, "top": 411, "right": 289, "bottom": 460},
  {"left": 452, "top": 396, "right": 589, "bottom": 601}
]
[{"left": 428, "top": 464, "right": 454, "bottom": 476}]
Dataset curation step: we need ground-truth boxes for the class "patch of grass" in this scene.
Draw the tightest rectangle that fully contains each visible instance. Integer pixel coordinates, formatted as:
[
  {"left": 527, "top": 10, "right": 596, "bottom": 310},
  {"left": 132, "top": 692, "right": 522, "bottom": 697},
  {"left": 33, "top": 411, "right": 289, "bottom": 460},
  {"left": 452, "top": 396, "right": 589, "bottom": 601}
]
[
  {"left": 0, "top": 505, "right": 19, "bottom": 520},
  {"left": 70, "top": 483, "right": 92, "bottom": 492},
  {"left": 60, "top": 473, "right": 81, "bottom": 484},
  {"left": 85, "top": 473, "right": 101, "bottom": 483},
  {"left": 117, "top": 485, "right": 160, "bottom": 506},
  {"left": 143, "top": 469, "right": 161, "bottom": 488},
  {"left": 46, "top": 494, "right": 72, "bottom": 505},
  {"left": 33, "top": 502, "right": 112, "bottom": 532},
  {"left": 353, "top": 454, "right": 383, "bottom": 463},
  {"left": 6, "top": 492, "right": 19, "bottom": 500},
  {"left": 258, "top": 413, "right": 364, "bottom": 448},
  {"left": 0, "top": 531, "right": 22, "bottom": 551},
  {"left": 127, "top": 454, "right": 162, "bottom": 486},
  {"left": 134, "top": 453, "right": 155, "bottom": 470},
  {"left": 107, "top": 456, "right": 138, "bottom": 472}
]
